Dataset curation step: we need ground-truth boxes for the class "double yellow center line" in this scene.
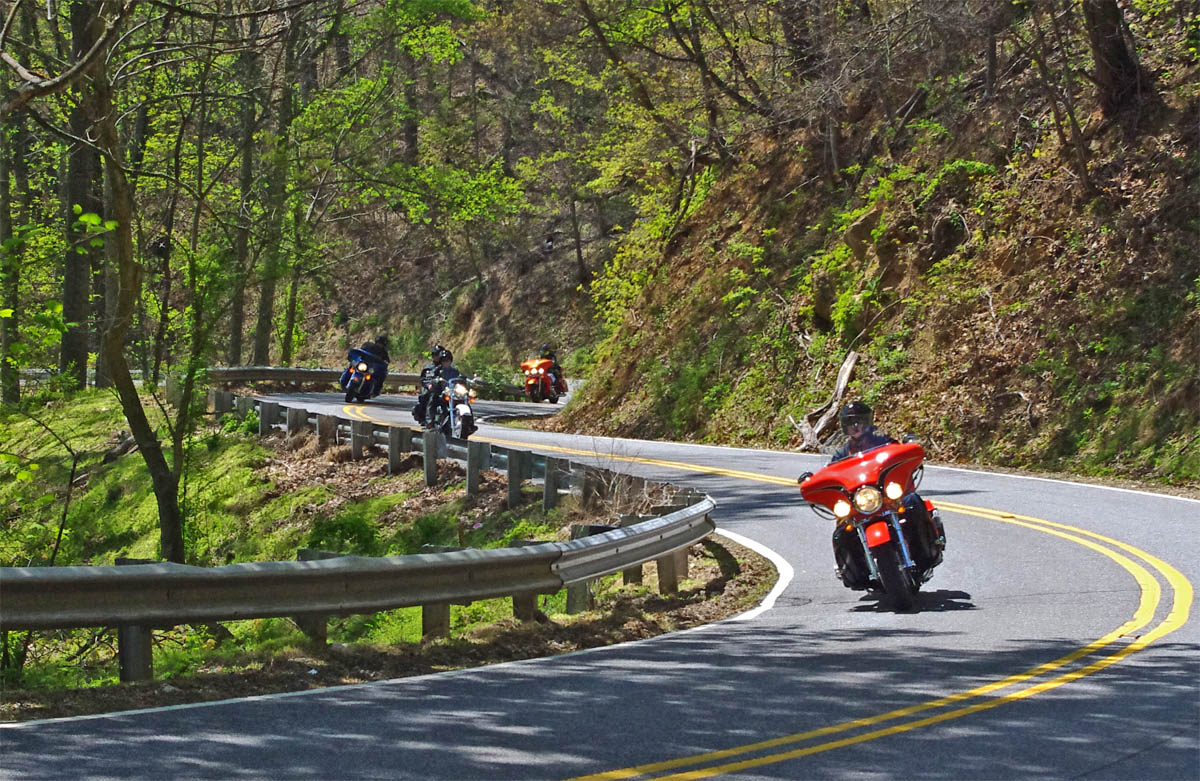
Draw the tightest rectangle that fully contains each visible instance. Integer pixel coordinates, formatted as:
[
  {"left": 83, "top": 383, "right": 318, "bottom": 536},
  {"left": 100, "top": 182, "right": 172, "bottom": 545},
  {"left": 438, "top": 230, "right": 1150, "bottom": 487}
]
[{"left": 342, "top": 407, "right": 1192, "bottom": 778}]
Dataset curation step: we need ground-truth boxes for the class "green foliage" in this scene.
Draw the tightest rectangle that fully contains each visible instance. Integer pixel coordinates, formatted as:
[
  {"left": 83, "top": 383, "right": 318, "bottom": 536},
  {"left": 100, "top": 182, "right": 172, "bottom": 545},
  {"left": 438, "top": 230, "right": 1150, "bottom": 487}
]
[{"left": 916, "top": 159, "right": 996, "bottom": 209}]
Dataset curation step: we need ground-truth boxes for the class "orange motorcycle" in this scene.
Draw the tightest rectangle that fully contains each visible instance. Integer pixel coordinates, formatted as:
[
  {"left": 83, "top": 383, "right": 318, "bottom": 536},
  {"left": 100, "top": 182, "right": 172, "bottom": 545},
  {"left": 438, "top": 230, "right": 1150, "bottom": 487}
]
[{"left": 520, "top": 358, "right": 566, "bottom": 403}]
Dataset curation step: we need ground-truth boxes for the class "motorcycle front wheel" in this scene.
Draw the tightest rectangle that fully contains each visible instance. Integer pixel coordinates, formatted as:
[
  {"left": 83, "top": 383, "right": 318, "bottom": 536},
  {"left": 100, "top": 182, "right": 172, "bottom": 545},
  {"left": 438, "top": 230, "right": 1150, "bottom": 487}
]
[
  {"left": 872, "top": 544, "right": 917, "bottom": 611},
  {"left": 344, "top": 390, "right": 355, "bottom": 403}
]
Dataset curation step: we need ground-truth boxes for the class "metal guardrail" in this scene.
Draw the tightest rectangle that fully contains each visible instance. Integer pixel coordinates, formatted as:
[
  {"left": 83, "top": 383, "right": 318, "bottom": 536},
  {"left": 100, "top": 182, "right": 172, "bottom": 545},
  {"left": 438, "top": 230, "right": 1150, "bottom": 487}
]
[
  {"left": 0, "top": 391, "right": 717, "bottom": 681},
  {"left": 205, "top": 366, "right": 525, "bottom": 400}
]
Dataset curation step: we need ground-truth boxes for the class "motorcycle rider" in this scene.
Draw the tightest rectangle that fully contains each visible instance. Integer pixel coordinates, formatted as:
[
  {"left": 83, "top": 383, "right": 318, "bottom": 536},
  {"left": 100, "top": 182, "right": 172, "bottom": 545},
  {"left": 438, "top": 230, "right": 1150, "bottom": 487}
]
[
  {"left": 413, "top": 344, "right": 444, "bottom": 425},
  {"left": 539, "top": 343, "right": 565, "bottom": 393},
  {"left": 425, "top": 348, "right": 462, "bottom": 429},
  {"left": 801, "top": 400, "right": 945, "bottom": 589},
  {"left": 357, "top": 335, "right": 390, "bottom": 396}
]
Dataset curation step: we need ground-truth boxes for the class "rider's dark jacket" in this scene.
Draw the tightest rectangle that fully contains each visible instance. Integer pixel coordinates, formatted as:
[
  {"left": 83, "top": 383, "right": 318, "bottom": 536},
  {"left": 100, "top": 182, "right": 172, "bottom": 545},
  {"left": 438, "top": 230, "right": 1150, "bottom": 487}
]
[{"left": 830, "top": 426, "right": 894, "bottom": 463}]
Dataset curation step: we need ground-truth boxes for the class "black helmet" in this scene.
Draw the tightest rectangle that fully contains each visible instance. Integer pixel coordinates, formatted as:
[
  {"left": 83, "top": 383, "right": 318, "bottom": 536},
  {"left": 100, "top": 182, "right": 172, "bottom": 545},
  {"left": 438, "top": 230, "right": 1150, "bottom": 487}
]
[
  {"left": 540, "top": 343, "right": 551, "bottom": 355},
  {"left": 375, "top": 335, "right": 389, "bottom": 348},
  {"left": 439, "top": 348, "right": 453, "bottom": 363},
  {"left": 839, "top": 400, "right": 874, "bottom": 435},
  {"left": 430, "top": 343, "right": 443, "bottom": 360}
]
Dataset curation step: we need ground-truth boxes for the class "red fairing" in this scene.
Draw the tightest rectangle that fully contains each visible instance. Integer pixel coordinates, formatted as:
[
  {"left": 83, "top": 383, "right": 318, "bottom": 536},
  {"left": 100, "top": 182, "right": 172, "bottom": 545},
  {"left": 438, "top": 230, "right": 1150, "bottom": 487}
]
[
  {"left": 799, "top": 442, "right": 925, "bottom": 512},
  {"left": 865, "top": 521, "right": 892, "bottom": 547}
]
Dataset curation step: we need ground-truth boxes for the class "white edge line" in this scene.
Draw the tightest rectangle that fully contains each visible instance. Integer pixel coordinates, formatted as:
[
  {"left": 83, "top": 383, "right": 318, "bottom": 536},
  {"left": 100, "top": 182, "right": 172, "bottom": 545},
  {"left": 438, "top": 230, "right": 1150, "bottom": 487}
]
[
  {"left": 0, "top": 531, "right": 794, "bottom": 730},
  {"left": 713, "top": 527, "right": 794, "bottom": 621}
]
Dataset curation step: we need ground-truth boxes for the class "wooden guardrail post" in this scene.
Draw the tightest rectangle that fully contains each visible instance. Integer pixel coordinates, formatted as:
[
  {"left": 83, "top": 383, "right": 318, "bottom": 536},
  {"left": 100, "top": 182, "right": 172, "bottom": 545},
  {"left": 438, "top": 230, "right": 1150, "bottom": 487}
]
[
  {"left": 506, "top": 449, "right": 530, "bottom": 509},
  {"left": 619, "top": 514, "right": 651, "bottom": 586},
  {"left": 422, "top": 430, "right": 438, "bottom": 486},
  {"left": 115, "top": 557, "right": 155, "bottom": 682},
  {"left": 258, "top": 401, "right": 279, "bottom": 437},
  {"left": 565, "top": 525, "right": 617, "bottom": 613},
  {"left": 580, "top": 466, "right": 604, "bottom": 511},
  {"left": 165, "top": 375, "right": 182, "bottom": 408},
  {"left": 422, "top": 603, "right": 451, "bottom": 638},
  {"left": 351, "top": 420, "right": 372, "bottom": 459},
  {"left": 209, "top": 388, "right": 233, "bottom": 415},
  {"left": 467, "top": 440, "right": 491, "bottom": 495},
  {"left": 286, "top": 407, "right": 307, "bottom": 436},
  {"left": 652, "top": 501, "right": 690, "bottom": 595},
  {"left": 294, "top": 548, "right": 344, "bottom": 644},
  {"left": 543, "top": 457, "right": 568, "bottom": 511},
  {"left": 235, "top": 395, "right": 255, "bottom": 419},
  {"left": 317, "top": 414, "right": 337, "bottom": 449},
  {"left": 387, "top": 427, "right": 406, "bottom": 474}
]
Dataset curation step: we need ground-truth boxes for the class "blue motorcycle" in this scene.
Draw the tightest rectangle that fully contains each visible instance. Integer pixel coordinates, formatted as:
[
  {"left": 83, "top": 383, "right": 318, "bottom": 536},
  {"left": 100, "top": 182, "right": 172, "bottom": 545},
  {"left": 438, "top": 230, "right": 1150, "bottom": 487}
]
[{"left": 339, "top": 348, "right": 387, "bottom": 402}]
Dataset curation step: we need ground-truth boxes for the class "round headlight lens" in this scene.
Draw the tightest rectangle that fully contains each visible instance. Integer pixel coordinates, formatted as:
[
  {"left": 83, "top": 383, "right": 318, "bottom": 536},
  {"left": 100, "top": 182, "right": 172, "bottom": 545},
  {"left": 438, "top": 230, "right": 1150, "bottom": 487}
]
[
  {"left": 885, "top": 481, "right": 904, "bottom": 501},
  {"left": 853, "top": 486, "right": 883, "bottom": 514},
  {"left": 538, "top": 367, "right": 545, "bottom": 374},
  {"left": 356, "top": 362, "right": 368, "bottom": 372},
  {"left": 833, "top": 499, "right": 853, "bottom": 519},
  {"left": 454, "top": 383, "right": 468, "bottom": 395}
]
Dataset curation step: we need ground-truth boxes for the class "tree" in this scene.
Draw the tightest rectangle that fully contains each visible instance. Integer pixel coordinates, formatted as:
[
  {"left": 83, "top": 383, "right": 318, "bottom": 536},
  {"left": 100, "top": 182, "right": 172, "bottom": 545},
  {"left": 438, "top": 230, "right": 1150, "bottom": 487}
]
[{"left": 1081, "top": 0, "right": 1149, "bottom": 117}]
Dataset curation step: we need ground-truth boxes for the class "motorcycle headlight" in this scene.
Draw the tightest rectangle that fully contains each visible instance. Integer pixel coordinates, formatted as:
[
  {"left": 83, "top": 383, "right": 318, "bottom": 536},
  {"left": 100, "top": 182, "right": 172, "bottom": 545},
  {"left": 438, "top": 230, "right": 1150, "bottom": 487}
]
[
  {"left": 356, "top": 362, "right": 368, "bottom": 372},
  {"left": 833, "top": 499, "right": 853, "bottom": 519},
  {"left": 853, "top": 486, "right": 883, "bottom": 514},
  {"left": 469, "top": 389, "right": 477, "bottom": 399},
  {"left": 885, "top": 481, "right": 904, "bottom": 501},
  {"left": 524, "top": 369, "right": 531, "bottom": 376},
  {"left": 454, "top": 383, "right": 468, "bottom": 396}
]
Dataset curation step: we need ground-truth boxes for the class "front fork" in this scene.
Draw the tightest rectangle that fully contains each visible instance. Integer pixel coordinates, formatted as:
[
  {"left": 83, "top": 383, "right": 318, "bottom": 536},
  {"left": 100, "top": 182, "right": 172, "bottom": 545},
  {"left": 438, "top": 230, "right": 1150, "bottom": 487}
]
[{"left": 856, "top": 510, "right": 917, "bottom": 582}]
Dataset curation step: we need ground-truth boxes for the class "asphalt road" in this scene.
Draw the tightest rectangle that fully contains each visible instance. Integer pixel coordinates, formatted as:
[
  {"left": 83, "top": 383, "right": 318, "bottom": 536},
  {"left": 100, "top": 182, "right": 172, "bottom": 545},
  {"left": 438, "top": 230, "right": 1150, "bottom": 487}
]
[{"left": 2, "top": 390, "right": 1196, "bottom": 780}]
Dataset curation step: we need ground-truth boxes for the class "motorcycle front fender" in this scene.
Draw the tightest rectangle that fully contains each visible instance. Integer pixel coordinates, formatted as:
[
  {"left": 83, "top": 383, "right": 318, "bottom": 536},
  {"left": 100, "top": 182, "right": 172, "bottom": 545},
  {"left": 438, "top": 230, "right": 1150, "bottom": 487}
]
[
  {"left": 865, "top": 520, "right": 892, "bottom": 548},
  {"left": 455, "top": 403, "right": 473, "bottom": 417}
]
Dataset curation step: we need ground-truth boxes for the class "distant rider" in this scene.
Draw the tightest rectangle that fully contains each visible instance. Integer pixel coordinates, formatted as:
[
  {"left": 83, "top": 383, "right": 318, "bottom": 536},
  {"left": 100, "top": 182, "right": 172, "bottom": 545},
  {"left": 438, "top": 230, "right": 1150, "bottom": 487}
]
[
  {"left": 425, "top": 348, "right": 461, "bottom": 428},
  {"left": 351, "top": 334, "right": 390, "bottom": 396},
  {"left": 539, "top": 343, "right": 565, "bottom": 393},
  {"left": 804, "top": 400, "right": 945, "bottom": 589},
  {"left": 413, "top": 344, "right": 444, "bottom": 425}
]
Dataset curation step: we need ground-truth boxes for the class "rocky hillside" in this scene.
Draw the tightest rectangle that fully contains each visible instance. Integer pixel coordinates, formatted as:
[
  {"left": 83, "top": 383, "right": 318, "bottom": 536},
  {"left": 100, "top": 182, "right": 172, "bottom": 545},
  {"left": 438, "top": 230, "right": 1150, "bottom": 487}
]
[{"left": 546, "top": 12, "right": 1198, "bottom": 485}]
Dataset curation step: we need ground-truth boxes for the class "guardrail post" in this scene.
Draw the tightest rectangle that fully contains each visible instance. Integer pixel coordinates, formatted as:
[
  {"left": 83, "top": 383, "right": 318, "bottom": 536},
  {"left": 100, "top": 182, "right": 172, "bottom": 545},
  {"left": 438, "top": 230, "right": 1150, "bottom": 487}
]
[
  {"left": 581, "top": 467, "right": 604, "bottom": 511},
  {"left": 286, "top": 407, "right": 307, "bottom": 436},
  {"left": 209, "top": 389, "right": 233, "bottom": 415},
  {"left": 422, "top": 603, "right": 450, "bottom": 638},
  {"left": 422, "top": 430, "right": 438, "bottom": 486},
  {"left": 165, "top": 375, "right": 182, "bottom": 408},
  {"left": 467, "top": 440, "right": 491, "bottom": 495},
  {"left": 396, "top": 427, "right": 413, "bottom": 453},
  {"left": 235, "top": 396, "right": 255, "bottom": 419},
  {"left": 115, "top": 557, "right": 155, "bottom": 682},
  {"left": 258, "top": 401, "right": 278, "bottom": 437},
  {"left": 387, "top": 427, "right": 404, "bottom": 474},
  {"left": 619, "top": 515, "right": 647, "bottom": 585},
  {"left": 656, "top": 548, "right": 689, "bottom": 595},
  {"left": 543, "top": 457, "right": 568, "bottom": 511},
  {"left": 294, "top": 548, "right": 343, "bottom": 644},
  {"left": 565, "top": 525, "right": 618, "bottom": 613},
  {"left": 506, "top": 449, "right": 529, "bottom": 509},
  {"left": 317, "top": 414, "right": 337, "bottom": 449},
  {"left": 351, "top": 420, "right": 372, "bottom": 459},
  {"left": 512, "top": 592, "right": 537, "bottom": 621}
]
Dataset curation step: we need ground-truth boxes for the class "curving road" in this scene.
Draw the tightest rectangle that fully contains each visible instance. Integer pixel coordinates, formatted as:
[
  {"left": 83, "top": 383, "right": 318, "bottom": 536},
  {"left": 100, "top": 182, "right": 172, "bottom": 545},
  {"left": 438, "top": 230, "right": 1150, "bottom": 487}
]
[{"left": 2, "top": 390, "right": 1196, "bottom": 780}]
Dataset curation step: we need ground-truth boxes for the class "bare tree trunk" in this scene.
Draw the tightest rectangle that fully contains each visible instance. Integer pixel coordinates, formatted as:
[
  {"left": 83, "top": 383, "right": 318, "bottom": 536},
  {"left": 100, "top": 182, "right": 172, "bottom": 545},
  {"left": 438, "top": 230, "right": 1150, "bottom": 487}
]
[
  {"left": 251, "top": 22, "right": 300, "bottom": 366},
  {"left": 1082, "top": 0, "right": 1147, "bottom": 117},
  {"left": 59, "top": 1, "right": 101, "bottom": 389},
  {"left": 569, "top": 196, "right": 588, "bottom": 286},
  {"left": 226, "top": 8, "right": 260, "bottom": 366},
  {"left": 0, "top": 104, "right": 15, "bottom": 404},
  {"left": 80, "top": 1, "right": 186, "bottom": 562}
]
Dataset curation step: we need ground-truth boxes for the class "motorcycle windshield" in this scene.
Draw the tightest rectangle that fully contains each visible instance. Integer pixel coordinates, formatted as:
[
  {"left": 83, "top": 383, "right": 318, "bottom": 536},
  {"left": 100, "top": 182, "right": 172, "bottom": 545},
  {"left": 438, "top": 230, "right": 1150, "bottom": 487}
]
[
  {"left": 800, "top": 442, "right": 925, "bottom": 510},
  {"left": 347, "top": 348, "right": 386, "bottom": 370}
]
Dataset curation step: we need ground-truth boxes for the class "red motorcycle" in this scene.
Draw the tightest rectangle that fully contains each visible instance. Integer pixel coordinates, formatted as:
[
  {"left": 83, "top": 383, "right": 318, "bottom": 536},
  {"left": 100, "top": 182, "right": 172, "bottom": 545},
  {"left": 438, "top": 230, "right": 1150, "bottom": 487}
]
[
  {"left": 520, "top": 357, "right": 566, "bottom": 403},
  {"left": 799, "top": 441, "right": 944, "bottom": 611}
]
